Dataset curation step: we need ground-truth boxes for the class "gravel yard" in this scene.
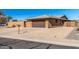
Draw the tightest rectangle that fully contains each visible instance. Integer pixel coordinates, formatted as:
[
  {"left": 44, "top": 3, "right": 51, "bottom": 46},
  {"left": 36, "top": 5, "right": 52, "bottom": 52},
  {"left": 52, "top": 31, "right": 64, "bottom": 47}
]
[{"left": 0, "top": 27, "right": 79, "bottom": 48}]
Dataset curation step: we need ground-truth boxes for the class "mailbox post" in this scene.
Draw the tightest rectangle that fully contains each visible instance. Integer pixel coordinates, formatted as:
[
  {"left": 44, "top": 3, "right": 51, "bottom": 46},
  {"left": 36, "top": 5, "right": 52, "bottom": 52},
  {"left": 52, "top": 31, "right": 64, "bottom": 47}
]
[{"left": 17, "top": 25, "right": 21, "bottom": 34}]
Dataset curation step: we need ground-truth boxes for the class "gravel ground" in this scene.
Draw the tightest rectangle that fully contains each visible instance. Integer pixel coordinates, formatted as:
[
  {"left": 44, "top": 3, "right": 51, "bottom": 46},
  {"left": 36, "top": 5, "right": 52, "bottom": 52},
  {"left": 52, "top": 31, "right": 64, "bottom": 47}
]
[{"left": 0, "top": 27, "right": 79, "bottom": 48}]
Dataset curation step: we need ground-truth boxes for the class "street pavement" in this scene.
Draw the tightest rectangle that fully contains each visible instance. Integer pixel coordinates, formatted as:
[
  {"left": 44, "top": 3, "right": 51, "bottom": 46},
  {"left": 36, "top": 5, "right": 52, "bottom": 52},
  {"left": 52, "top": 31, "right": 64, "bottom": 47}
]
[{"left": 0, "top": 37, "right": 79, "bottom": 49}]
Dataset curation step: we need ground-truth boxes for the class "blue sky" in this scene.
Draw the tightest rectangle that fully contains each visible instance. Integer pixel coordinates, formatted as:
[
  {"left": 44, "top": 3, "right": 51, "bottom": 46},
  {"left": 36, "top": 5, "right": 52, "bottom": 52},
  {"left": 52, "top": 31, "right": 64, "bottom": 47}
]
[{"left": 2, "top": 9, "right": 79, "bottom": 20}]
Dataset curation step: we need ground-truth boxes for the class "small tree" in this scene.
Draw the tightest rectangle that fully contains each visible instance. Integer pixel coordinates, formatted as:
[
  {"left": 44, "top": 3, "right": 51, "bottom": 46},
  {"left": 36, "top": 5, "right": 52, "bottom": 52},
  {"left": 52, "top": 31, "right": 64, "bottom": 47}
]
[
  {"left": 0, "top": 10, "right": 6, "bottom": 25},
  {"left": 6, "top": 16, "right": 12, "bottom": 22}
]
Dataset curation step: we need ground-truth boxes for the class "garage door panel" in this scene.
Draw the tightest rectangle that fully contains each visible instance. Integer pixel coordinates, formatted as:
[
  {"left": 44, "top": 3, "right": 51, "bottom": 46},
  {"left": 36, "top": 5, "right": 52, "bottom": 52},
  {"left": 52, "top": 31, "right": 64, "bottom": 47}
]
[{"left": 32, "top": 21, "right": 45, "bottom": 27}]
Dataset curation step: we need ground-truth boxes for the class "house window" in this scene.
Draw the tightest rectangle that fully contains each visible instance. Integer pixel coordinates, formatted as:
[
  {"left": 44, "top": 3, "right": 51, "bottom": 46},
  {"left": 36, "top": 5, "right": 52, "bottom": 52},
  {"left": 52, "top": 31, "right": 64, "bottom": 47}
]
[
  {"left": 62, "top": 21, "right": 64, "bottom": 24},
  {"left": 55, "top": 19, "right": 58, "bottom": 23}
]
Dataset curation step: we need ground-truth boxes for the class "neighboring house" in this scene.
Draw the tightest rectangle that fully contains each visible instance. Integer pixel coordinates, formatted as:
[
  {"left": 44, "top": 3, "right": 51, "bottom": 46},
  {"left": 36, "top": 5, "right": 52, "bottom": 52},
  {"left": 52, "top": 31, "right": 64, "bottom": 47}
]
[
  {"left": 26, "top": 15, "right": 69, "bottom": 28},
  {"left": 12, "top": 19, "right": 18, "bottom": 22}
]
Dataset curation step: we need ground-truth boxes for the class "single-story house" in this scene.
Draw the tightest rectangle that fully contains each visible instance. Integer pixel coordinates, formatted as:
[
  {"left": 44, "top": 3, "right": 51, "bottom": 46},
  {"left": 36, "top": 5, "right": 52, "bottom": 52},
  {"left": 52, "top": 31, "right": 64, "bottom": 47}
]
[
  {"left": 26, "top": 15, "right": 69, "bottom": 28},
  {"left": 7, "top": 15, "right": 78, "bottom": 28}
]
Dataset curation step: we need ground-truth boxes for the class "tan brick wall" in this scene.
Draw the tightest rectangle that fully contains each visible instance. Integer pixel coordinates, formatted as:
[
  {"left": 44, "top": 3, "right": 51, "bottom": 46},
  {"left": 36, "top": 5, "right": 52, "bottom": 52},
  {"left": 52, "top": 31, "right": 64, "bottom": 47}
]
[
  {"left": 77, "top": 22, "right": 79, "bottom": 27},
  {"left": 7, "top": 21, "right": 24, "bottom": 28},
  {"left": 64, "top": 21, "right": 78, "bottom": 27},
  {"left": 26, "top": 21, "right": 32, "bottom": 27},
  {"left": 45, "top": 20, "right": 49, "bottom": 28}
]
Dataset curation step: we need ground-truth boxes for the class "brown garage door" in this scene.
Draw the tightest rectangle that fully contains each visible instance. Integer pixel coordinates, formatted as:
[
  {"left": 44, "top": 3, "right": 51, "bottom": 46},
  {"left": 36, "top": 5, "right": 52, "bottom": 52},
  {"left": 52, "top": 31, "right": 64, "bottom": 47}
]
[{"left": 32, "top": 20, "right": 45, "bottom": 27}]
